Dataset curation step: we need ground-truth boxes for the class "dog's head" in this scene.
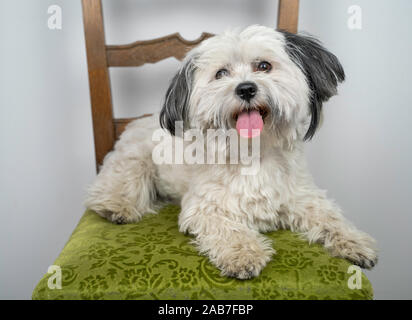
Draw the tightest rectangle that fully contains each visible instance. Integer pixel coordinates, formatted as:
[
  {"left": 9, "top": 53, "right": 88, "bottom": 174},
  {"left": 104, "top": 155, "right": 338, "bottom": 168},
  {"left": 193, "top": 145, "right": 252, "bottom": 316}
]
[{"left": 160, "top": 25, "right": 344, "bottom": 145}]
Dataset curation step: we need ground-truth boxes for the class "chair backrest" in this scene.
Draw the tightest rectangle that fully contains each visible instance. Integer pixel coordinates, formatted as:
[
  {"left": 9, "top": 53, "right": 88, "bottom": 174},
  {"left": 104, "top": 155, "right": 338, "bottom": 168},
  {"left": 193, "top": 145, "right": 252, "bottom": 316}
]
[{"left": 82, "top": 0, "right": 299, "bottom": 171}]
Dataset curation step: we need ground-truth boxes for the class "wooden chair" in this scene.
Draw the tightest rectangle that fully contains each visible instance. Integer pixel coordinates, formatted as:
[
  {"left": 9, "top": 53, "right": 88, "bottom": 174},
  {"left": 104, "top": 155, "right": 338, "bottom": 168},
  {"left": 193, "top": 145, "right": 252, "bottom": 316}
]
[
  {"left": 32, "top": 2, "right": 375, "bottom": 299},
  {"left": 81, "top": 0, "right": 300, "bottom": 171}
]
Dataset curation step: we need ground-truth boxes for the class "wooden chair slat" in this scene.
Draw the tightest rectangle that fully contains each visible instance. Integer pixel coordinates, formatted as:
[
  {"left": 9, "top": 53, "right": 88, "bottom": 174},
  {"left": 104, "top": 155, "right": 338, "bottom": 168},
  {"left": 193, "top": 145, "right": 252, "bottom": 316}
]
[
  {"left": 113, "top": 114, "right": 152, "bottom": 140},
  {"left": 106, "top": 32, "right": 214, "bottom": 67}
]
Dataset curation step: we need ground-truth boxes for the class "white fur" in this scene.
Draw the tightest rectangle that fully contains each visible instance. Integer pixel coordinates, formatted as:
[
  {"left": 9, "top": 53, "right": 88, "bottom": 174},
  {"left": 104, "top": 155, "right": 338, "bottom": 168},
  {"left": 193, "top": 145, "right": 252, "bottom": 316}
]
[{"left": 85, "top": 26, "right": 377, "bottom": 279}]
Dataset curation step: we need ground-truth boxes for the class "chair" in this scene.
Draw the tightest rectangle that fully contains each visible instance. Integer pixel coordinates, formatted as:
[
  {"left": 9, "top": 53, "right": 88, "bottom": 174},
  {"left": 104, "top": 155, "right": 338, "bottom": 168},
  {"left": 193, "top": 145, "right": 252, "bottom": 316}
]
[{"left": 32, "top": 0, "right": 373, "bottom": 300}]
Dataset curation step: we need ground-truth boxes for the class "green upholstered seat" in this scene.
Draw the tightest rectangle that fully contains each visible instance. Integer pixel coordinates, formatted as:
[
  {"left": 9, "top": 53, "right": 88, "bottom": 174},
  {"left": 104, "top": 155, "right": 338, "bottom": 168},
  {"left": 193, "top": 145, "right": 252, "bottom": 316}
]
[{"left": 32, "top": 205, "right": 373, "bottom": 300}]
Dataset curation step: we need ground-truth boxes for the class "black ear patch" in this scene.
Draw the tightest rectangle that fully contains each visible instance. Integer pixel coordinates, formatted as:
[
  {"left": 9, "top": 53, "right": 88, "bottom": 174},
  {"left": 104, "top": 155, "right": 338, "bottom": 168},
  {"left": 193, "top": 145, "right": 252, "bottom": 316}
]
[
  {"left": 159, "top": 59, "right": 196, "bottom": 135},
  {"left": 279, "top": 31, "right": 345, "bottom": 140}
]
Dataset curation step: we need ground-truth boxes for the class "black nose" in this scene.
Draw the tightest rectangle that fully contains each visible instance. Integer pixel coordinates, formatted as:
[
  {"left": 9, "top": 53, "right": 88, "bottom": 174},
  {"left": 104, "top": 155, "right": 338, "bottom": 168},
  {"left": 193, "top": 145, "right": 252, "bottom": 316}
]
[{"left": 235, "top": 82, "right": 257, "bottom": 102}]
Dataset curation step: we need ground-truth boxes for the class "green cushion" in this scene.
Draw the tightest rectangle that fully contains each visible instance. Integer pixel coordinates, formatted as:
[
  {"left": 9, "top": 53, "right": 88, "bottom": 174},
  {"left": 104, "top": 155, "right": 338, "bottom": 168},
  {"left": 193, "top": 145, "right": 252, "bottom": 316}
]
[{"left": 32, "top": 205, "right": 373, "bottom": 300}]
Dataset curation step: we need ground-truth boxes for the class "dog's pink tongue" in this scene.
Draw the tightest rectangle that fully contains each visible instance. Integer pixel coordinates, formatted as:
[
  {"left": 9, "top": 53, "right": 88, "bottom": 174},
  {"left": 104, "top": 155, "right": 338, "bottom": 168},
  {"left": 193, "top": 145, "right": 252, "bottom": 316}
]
[{"left": 236, "top": 110, "right": 263, "bottom": 138}]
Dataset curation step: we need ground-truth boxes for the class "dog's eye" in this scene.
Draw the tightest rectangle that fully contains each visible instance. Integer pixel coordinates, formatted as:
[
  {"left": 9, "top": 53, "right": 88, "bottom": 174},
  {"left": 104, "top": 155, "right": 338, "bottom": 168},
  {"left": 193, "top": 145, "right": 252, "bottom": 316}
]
[
  {"left": 255, "top": 61, "right": 272, "bottom": 72},
  {"left": 215, "top": 68, "right": 229, "bottom": 79}
]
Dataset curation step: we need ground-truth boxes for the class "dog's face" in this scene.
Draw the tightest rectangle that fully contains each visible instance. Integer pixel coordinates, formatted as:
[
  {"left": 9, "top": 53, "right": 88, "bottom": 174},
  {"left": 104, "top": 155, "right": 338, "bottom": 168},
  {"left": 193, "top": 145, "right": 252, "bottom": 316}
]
[{"left": 160, "top": 25, "right": 345, "bottom": 144}]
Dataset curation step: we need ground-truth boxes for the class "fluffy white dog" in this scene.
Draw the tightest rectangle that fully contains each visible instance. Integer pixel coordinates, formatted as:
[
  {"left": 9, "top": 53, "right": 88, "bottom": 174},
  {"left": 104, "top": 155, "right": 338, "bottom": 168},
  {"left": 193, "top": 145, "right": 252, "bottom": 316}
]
[{"left": 86, "top": 25, "right": 378, "bottom": 279}]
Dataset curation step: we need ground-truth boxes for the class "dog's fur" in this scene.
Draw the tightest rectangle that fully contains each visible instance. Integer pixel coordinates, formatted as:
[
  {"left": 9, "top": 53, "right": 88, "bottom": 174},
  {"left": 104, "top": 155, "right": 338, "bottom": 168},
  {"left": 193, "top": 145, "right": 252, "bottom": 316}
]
[{"left": 86, "top": 26, "right": 377, "bottom": 279}]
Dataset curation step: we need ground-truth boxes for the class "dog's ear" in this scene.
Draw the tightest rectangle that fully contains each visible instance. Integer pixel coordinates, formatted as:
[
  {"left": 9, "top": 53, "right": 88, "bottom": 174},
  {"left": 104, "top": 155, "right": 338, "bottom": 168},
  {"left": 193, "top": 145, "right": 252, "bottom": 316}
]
[
  {"left": 160, "top": 58, "right": 196, "bottom": 135},
  {"left": 280, "top": 31, "right": 345, "bottom": 140}
]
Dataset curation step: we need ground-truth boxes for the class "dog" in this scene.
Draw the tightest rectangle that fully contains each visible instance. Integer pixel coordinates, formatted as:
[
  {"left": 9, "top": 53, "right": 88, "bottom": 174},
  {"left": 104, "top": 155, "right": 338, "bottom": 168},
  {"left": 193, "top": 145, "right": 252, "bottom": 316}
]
[{"left": 86, "top": 25, "right": 378, "bottom": 279}]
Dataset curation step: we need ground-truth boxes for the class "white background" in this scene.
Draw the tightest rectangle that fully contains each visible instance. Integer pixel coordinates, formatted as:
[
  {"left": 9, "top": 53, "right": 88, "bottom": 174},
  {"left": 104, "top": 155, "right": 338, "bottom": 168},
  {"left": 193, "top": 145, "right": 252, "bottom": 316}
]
[{"left": 1, "top": 0, "right": 411, "bottom": 299}]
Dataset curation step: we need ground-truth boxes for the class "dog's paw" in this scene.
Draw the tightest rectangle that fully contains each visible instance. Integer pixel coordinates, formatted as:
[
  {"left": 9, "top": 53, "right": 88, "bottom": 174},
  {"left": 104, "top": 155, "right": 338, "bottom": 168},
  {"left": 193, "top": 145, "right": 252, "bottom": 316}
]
[
  {"left": 92, "top": 209, "right": 139, "bottom": 225},
  {"left": 348, "top": 253, "right": 378, "bottom": 269},
  {"left": 107, "top": 211, "right": 142, "bottom": 224},
  {"left": 330, "top": 232, "right": 378, "bottom": 269},
  {"left": 109, "top": 213, "right": 129, "bottom": 225},
  {"left": 217, "top": 246, "right": 274, "bottom": 280}
]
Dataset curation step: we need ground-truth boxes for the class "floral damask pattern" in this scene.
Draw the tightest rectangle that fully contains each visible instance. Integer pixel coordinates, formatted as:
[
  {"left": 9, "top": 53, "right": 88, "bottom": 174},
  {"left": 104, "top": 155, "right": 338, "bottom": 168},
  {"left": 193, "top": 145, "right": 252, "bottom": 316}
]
[{"left": 32, "top": 205, "right": 373, "bottom": 300}]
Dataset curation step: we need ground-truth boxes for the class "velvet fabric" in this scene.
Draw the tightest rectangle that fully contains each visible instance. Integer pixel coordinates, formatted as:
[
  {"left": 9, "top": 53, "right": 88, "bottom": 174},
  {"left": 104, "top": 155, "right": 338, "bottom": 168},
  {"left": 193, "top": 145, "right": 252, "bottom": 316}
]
[{"left": 32, "top": 205, "right": 373, "bottom": 300}]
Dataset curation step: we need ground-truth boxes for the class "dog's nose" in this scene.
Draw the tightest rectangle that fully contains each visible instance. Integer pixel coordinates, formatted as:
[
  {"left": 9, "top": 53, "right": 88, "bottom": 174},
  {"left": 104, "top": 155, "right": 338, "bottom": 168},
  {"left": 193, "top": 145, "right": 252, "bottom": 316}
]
[{"left": 235, "top": 82, "right": 257, "bottom": 102}]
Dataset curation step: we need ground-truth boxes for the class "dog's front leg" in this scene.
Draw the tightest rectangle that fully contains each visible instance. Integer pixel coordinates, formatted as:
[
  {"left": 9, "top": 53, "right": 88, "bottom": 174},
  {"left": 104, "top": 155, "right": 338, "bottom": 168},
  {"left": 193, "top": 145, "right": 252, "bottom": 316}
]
[
  {"left": 286, "top": 189, "right": 378, "bottom": 269},
  {"left": 179, "top": 193, "right": 275, "bottom": 279}
]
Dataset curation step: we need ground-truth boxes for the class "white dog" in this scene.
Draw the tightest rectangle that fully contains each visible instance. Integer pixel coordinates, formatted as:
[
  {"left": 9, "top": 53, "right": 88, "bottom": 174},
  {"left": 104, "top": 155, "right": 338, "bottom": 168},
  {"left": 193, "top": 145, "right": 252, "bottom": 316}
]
[{"left": 86, "top": 25, "right": 378, "bottom": 279}]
